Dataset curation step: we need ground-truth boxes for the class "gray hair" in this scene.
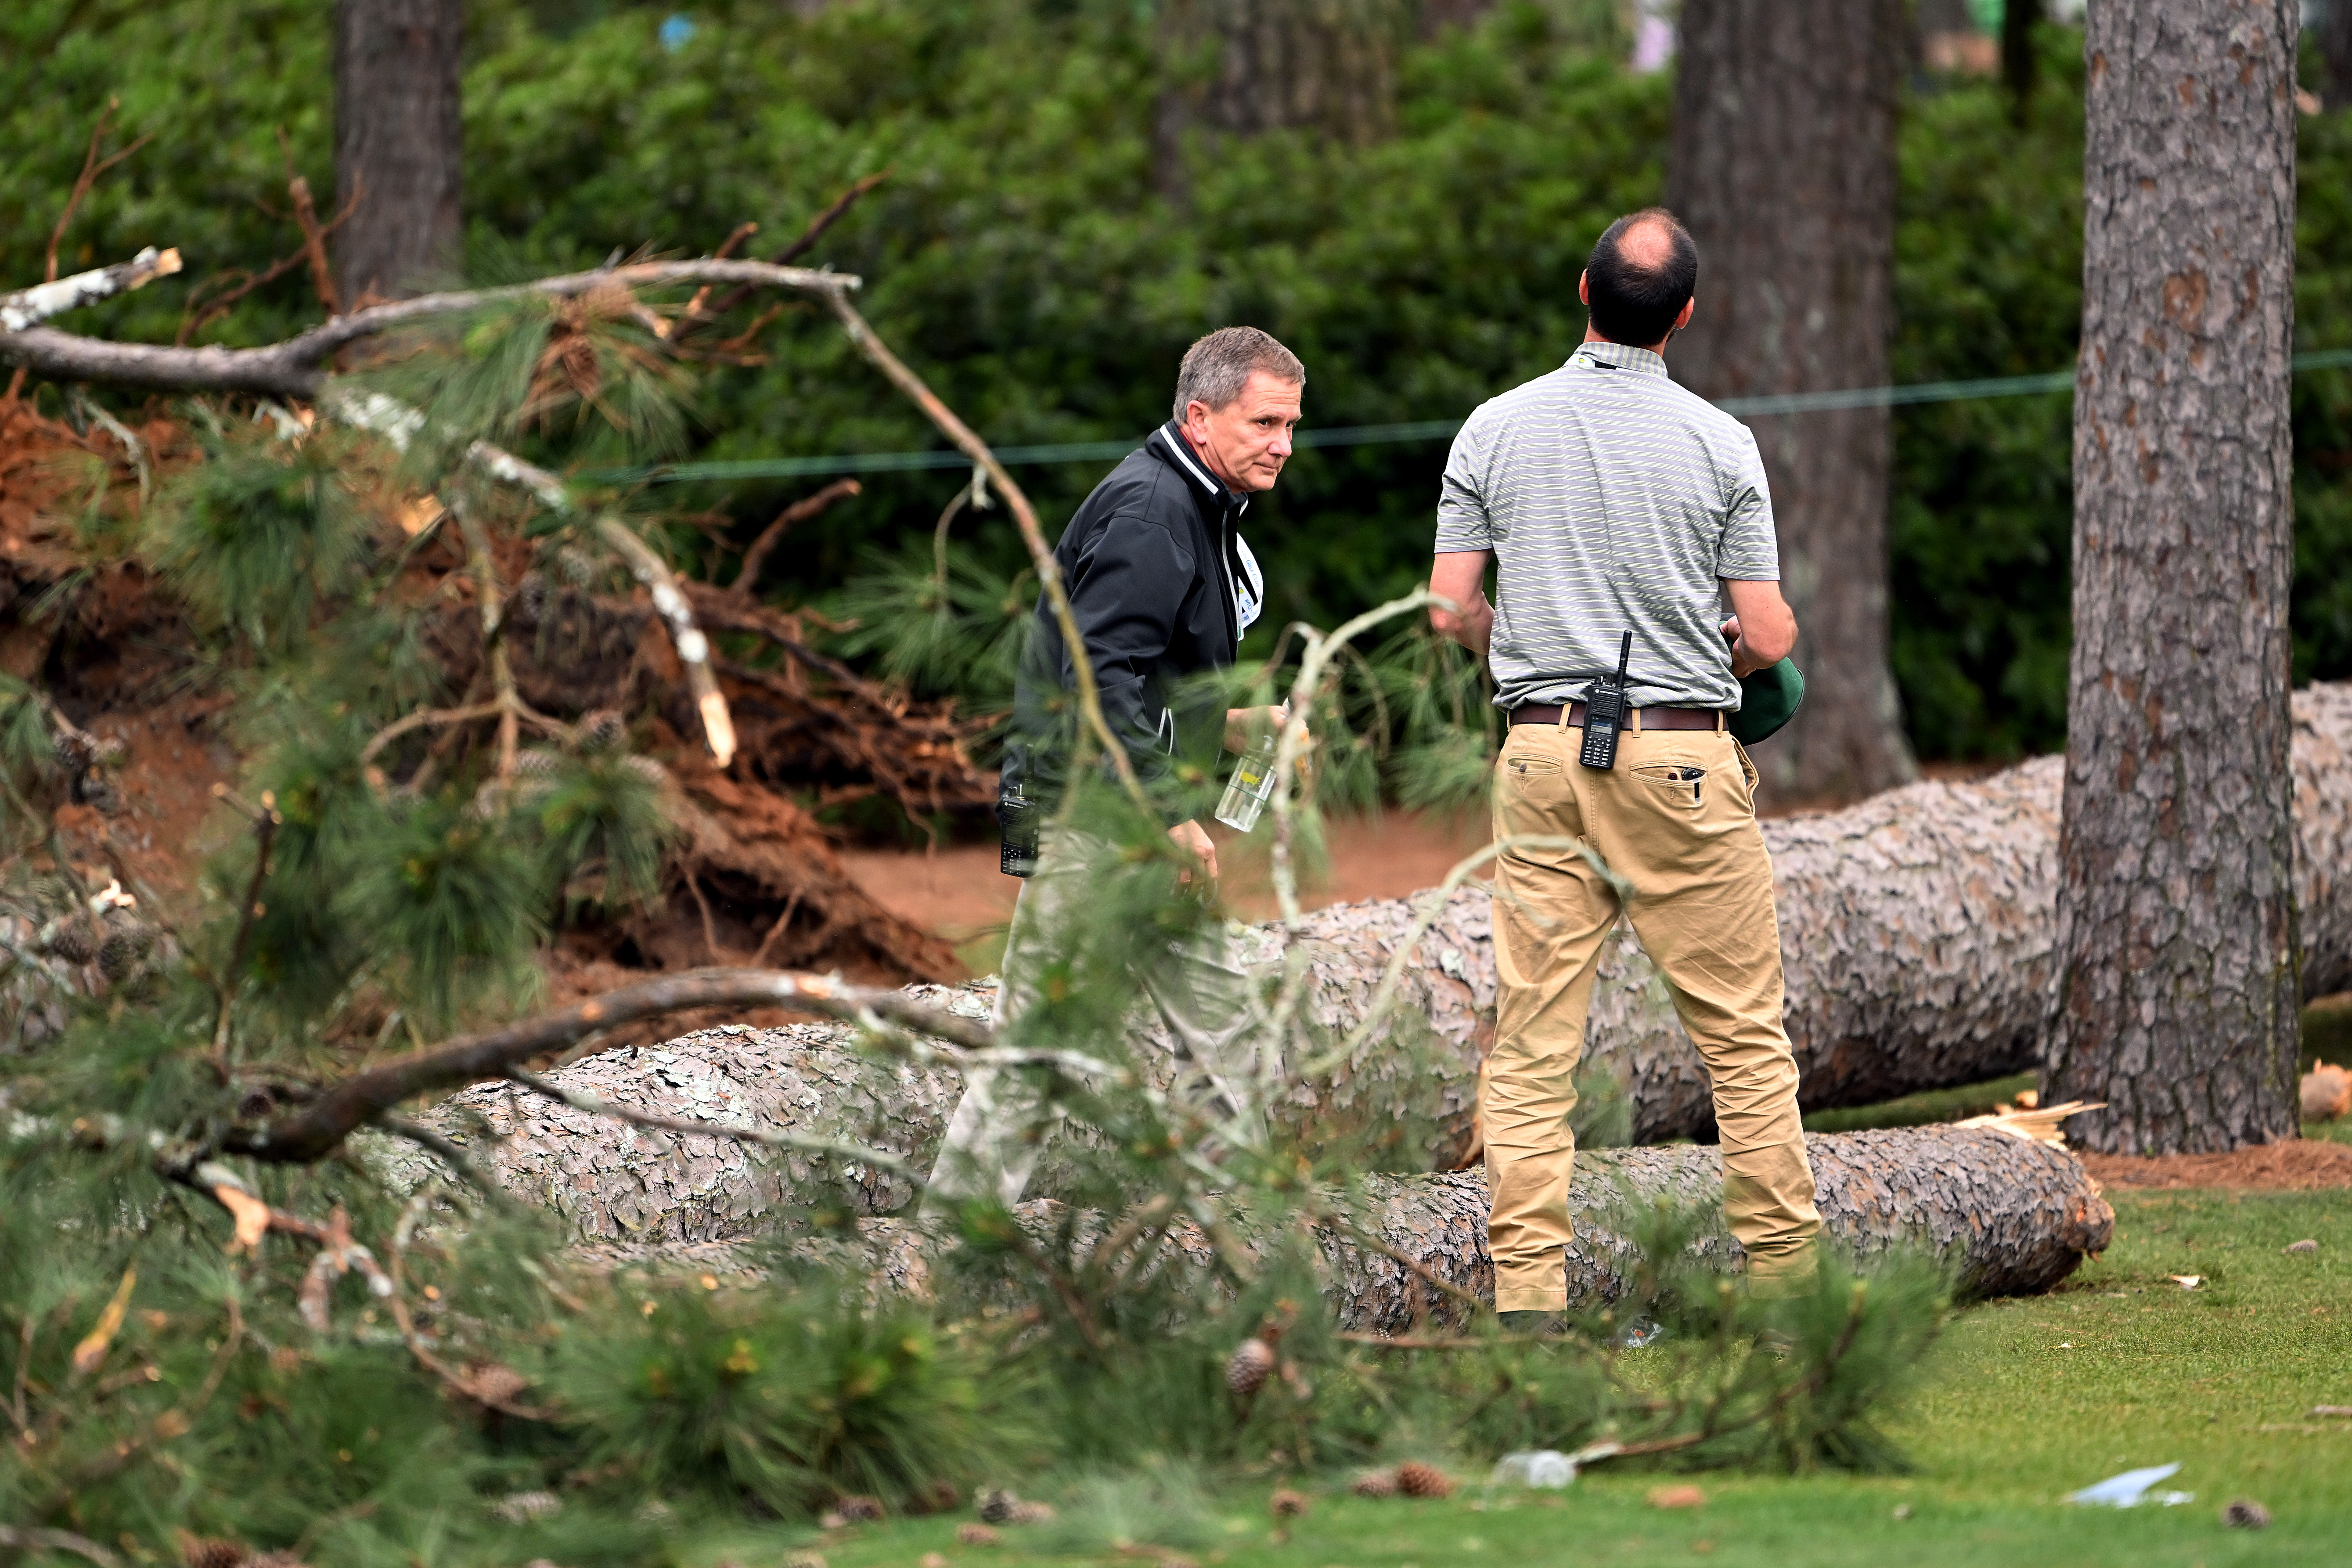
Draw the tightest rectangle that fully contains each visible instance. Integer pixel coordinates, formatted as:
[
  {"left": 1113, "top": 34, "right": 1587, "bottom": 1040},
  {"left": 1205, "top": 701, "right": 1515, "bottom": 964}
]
[{"left": 1171, "top": 326, "right": 1305, "bottom": 422}]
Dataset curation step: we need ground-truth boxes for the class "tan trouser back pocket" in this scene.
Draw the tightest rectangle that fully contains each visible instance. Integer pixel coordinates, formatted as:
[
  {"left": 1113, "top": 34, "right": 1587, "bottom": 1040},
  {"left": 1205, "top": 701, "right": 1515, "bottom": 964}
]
[{"left": 1634, "top": 763, "right": 1707, "bottom": 804}]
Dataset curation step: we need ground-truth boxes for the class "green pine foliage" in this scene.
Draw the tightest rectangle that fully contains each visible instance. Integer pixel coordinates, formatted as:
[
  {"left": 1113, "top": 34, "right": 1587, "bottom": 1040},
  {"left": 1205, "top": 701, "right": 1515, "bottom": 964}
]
[
  {"left": 551, "top": 1281, "right": 1004, "bottom": 1516},
  {"left": 339, "top": 790, "right": 552, "bottom": 1029},
  {"left": 147, "top": 427, "right": 379, "bottom": 651}
]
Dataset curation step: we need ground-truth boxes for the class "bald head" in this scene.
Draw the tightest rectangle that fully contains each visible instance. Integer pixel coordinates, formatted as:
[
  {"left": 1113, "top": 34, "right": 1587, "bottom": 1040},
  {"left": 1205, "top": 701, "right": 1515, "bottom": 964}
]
[{"left": 1583, "top": 207, "right": 1698, "bottom": 349}]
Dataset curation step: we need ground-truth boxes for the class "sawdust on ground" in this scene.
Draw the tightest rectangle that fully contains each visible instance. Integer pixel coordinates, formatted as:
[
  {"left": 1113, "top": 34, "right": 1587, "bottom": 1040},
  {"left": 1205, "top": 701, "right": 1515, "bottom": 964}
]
[{"left": 2078, "top": 1138, "right": 2352, "bottom": 1190}]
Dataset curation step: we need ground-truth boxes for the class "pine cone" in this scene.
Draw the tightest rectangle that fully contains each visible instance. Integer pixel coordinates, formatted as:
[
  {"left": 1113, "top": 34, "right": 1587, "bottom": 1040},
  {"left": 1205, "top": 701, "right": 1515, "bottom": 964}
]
[
  {"left": 1005, "top": 1502, "right": 1055, "bottom": 1525},
  {"left": 1350, "top": 1471, "right": 1398, "bottom": 1499},
  {"left": 98, "top": 920, "right": 156, "bottom": 980},
  {"left": 1394, "top": 1462, "right": 1453, "bottom": 1500},
  {"left": 38, "top": 920, "right": 97, "bottom": 965},
  {"left": 465, "top": 1362, "right": 532, "bottom": 1407},
  {"left": 579, "top": 710, "right": 627, "bottom": 753},
  {"left": 75, "top": 771, "right": 126, "bottom": 816},
  {"left": 513, "top": 748, "right": 565, "bottom": 779},
  {"left": 977, "top": 1489, "right": 1018, "bottom": 1525},
  {"left": 832, "top": 1495, "right": 886, "bottom": 1523},
  {"left": 2223, "top": 1499, "right": 2272, "bottom": 1530},
  {"left": 52, "top": 731, "right": 95, "bottom": 769},
  {"left": 955, "top": 1523, "right": 1001, "bottom": 1547},
  {"left": 1269, "top": 1488, "right": 1311, "bottom": 1519},
  {"left": 176, "top": 1534, "right": 250, "bottom": 1568},
  {"left": 1225, "top": 1335, "right": 1276, "bottom": 1397},
  {"left": 516, "top": 572, "right": 552, "bottom": 622}
]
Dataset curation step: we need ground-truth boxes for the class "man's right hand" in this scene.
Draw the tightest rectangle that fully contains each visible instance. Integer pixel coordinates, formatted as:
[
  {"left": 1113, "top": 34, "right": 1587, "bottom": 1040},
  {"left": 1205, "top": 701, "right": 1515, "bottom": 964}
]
[
  {"left": 1430, "top": 550, "right": 1495, "bottom": 657},
  {"left": 1721, "top": 578, "right": 1798, "bottom": 677},
  {"left": 1168, "top": 818, "right": 1218, "bottom": 885}
]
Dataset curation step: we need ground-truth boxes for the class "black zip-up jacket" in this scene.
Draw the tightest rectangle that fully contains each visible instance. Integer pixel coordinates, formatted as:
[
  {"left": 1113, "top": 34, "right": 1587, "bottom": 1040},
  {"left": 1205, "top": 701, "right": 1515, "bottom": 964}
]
[{"left": 1001, "top": 422, "right": 1264, "bottom": 821}]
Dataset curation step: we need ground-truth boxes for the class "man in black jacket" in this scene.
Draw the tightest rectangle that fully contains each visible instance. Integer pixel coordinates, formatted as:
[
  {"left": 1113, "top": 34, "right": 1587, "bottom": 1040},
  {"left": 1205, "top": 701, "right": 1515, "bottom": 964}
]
[{"left": 923, "top": 326, "right": 1306, "bottom": 1211}]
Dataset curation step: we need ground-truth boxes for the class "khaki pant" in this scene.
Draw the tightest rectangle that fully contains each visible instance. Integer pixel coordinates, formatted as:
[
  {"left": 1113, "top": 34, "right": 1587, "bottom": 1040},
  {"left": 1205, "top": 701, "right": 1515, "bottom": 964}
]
[
  {"left": 921, "top": 827, "right": 1266, "bottom": 1214},
  {"left": 1486, "top": 714, "right": 1821, "bottom": 1310}
]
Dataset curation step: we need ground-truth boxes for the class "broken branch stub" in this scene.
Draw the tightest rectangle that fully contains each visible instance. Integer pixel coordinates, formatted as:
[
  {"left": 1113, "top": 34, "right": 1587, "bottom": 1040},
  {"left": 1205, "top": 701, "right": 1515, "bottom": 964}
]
[{"left": 1, "top": 247, "right": 181, "bottom": 332}]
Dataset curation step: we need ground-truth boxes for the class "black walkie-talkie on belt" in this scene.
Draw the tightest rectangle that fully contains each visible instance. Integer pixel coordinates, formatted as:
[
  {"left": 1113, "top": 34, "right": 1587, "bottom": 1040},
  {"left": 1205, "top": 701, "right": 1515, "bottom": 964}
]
[{"left": 1579, "top": 631, "right": 1634, "bottom": 770}]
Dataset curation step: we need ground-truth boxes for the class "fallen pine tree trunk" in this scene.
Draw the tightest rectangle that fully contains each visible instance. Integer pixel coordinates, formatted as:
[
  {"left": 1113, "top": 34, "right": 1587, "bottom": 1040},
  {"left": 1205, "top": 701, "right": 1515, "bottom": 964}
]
[
  {"left": 551, "top": 1127, "right": 2112, "bottom": 1322},
  {"left": 378, "top": 998, "right": 1479, "bottom": 1234},
  {"left": 1248, "top": 680, "right": 2352, "bottom": 1143},
  {"left": 383, "top": 1029, "right": 2110, "bottom": 1312}
]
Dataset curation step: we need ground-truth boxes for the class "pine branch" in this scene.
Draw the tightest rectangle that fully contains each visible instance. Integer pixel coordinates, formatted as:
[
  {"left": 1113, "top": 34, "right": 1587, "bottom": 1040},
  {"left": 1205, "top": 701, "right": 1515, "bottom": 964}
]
[
  {"left": 1, "top": 247, "right": 182, "bottom": 333},
  {"left": 595, "top": 519, "right": 737, "bottom": 768},
  {"left": 732, "top": 477, "right": 862, "bottom": 595},
  {"left": 218, "top": 967, "right": 996, "bottom": 1165},
  {"left": 2, "top": 256, "right": 858, "bottom": 397},
  {"left": 319, "top": 393, "right": 740, "bottom": 773},
  {"left": 677, "top": 170, "right": 890, "bottom": 340},
  {"left": 0, "top": 1526, "right": 119, "bottom": 1567}
]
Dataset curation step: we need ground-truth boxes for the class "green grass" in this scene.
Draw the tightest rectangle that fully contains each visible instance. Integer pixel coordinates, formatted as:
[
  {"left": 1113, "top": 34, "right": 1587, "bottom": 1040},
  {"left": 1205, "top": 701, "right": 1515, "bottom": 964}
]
[
  {"left": 791, "top": 1187, "right": 2352, "bottom": 1567},
  {"left": 1802, "top": 1072, "right": 2037, "bottom": 1133}
]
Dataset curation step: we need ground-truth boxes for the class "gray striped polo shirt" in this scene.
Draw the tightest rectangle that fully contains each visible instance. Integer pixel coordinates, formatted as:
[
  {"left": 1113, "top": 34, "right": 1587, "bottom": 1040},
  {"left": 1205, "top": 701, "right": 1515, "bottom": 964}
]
[{"left": 1434, "top": 339, "right": 1779, "bottom": 712}]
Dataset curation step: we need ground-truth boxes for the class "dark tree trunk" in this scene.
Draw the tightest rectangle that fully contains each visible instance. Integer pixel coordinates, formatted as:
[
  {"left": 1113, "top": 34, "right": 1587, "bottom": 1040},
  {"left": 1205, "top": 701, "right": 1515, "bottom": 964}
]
[
  {"left": 2003, "top": 0, "right": 2042, "bottom": 119},
  {"left": 2327, "top": 0, "right": 2352, "bottom": 108},
  {"left": 333, "top": 0, "right": 464, "bottom": 304},
  {"left": 2049, "top": 0, "right": 2301, "bottom": 1155},
  {"left": 1158, "top": 0, "right": 1407, "bottom": 146},
  {"left": 1665, "top": 0, "right": 1916, "bottom": 807}
]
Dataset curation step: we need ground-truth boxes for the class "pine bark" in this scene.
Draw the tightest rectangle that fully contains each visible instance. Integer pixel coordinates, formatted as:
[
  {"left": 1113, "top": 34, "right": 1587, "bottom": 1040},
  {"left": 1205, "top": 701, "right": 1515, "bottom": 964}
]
[
  {"left": 2049, "top": 0, "right": 2302, "bottom": 1156},
  {"left": 515, "top": 1127, "right": 2115, "bottom": 1318},
  {"left": 333, "top": 0, "right": 465, "bottom": 303},
  {"left": 1665, "top": 0, "right": 1917, "bottom": 806},
  {"left": 1158, "top": 0, "right": 1408, "bottom": 146}
]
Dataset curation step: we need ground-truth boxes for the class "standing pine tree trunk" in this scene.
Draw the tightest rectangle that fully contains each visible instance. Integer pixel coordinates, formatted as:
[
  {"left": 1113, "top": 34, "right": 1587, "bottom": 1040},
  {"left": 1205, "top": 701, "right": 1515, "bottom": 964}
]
[
  {"left": 2047, "top": 0, "right": 2301, "bottom": 1155},
  {"left": 1666, "top": 0, "right": 1917, "bottom": 806},
  {"left": 1157, "top": 0, "right": 1408, "bottom": 147},
  {"left": 333, "top": 0, "right": 464, "bottom": 304}
]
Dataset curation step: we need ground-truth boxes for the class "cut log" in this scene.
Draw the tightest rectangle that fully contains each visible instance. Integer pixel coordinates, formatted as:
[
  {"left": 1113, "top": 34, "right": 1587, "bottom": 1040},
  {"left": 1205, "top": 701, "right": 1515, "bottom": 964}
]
[{"left": 525, "top": 1126, "right": 2113, "bottom": 1320}]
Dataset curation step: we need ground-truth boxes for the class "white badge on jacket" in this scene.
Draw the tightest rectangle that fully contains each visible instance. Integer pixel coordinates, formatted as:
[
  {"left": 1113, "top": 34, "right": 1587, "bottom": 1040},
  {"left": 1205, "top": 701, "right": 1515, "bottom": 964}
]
[{"left": 1234, "top": 534, "right": 1264, "bottom": 646}]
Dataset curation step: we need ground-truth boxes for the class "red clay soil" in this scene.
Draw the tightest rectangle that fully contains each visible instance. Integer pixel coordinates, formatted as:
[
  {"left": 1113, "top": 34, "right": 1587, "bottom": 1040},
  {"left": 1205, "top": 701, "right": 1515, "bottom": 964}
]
[
  {"left": 3, "top": 395, "right": 972, "bottom": 991},
  {"left": 2078, "top": 1138, "right": 2352, "bottom": 1190},
  {"left": 839, "top": 807, "right": 1497, "bottom": 949}
]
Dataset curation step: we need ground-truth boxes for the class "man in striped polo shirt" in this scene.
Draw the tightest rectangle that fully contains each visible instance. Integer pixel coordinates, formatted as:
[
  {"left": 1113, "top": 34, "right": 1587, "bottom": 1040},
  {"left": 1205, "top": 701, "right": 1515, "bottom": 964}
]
[{"left": 1429, "top": 208, "right": 1822, "bottom": 1323}]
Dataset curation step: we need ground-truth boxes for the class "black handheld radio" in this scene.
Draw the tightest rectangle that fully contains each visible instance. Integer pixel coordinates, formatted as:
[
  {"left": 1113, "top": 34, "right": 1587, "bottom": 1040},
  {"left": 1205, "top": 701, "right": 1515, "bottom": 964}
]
[
  {"left": 998, "top": 781, "right": 1040, "bottom": 877},
  {"left": 1578, "top": 631, "right": 1635, "bottom": 770}
]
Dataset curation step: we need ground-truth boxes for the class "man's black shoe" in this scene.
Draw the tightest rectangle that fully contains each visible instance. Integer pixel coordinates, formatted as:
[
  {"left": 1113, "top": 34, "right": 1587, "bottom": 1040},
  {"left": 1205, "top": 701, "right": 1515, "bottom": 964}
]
[{"left": 1496, "top": 1309, "right": 1565, "bottom": 1337}]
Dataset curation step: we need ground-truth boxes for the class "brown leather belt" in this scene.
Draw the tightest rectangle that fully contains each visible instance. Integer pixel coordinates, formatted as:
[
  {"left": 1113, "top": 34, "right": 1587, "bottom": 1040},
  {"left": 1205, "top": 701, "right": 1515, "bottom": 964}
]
[{"left": 1510, "top": 701, "right": 1723, "bottom": 731}]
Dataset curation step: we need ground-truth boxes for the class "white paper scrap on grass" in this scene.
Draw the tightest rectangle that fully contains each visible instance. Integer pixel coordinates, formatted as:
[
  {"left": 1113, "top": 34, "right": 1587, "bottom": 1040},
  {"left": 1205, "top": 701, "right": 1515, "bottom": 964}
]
[{"left": 2068, "top": 1463, "right": 2193, "bottom": 1508}]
